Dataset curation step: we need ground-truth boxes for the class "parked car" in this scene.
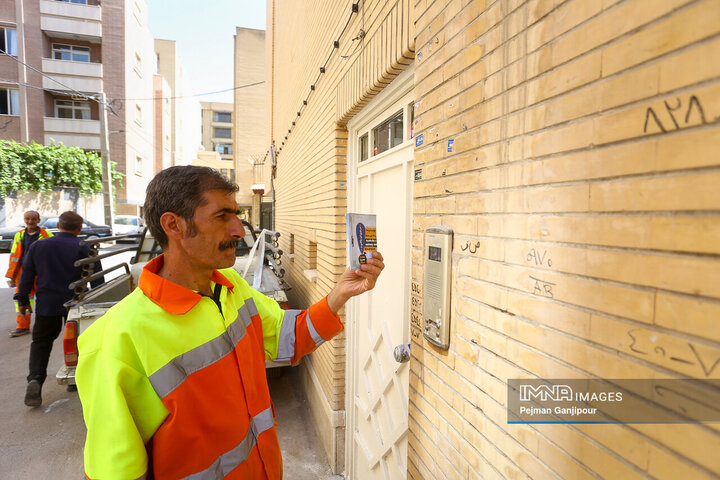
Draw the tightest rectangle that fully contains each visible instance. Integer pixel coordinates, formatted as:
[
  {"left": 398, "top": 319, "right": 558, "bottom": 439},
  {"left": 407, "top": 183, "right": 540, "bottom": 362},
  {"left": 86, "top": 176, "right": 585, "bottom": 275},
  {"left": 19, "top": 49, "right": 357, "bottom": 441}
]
[
  {"left": 0, "top": 225, "right": 25, "bottom": 253},
  {"left": 39, "top": 216, "right": 112, "bottom": 239},
  {"left": 112, "top": 215, "right": 144, "bottom": 243}
]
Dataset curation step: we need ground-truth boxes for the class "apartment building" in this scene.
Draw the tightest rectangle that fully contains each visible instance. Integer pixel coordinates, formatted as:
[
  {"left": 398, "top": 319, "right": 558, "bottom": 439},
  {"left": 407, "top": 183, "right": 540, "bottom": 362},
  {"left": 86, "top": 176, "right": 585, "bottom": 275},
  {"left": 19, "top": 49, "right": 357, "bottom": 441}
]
[
  {"left": 0, "top": 0, "right": 157, "bottom": 217},
  {"left": 233, "top": 27, "right": 266, "bottom": 227},
  {"left": 155, "top": 38, "right": 201, "bottom": 168},
  {"left": 199, "top": 101, "right": 234, "bottom": 181},
  {"left": 267, "top": 0, "right": 720, "bottom": 478},
  {"left": 153, "top": 73, "right": 171, "bottom": 174}
]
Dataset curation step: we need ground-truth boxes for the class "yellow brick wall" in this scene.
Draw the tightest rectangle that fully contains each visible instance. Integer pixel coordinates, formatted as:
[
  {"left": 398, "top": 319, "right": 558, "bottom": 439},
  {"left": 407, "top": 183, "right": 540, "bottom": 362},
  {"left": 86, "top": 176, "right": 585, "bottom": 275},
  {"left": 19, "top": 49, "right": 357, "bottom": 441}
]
[
  {"left": 267, "top": 0, "right": 414, "bottom": 470},
  {"left": 410, "top": 0, "right": 720, "bottom": 479}
]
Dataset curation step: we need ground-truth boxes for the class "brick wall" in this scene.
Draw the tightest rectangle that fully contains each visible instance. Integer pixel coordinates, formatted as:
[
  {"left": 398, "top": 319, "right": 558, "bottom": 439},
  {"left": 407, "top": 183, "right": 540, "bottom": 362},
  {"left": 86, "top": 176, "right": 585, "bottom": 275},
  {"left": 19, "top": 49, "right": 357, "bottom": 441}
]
[
  {"left": 409, "top": 0, "right": 720, "bottom": 479},
  {"left": 268, "top": 0, "right": 414, "bottom": 471},
  {"left": 102, "top": 0, "right": 127, "bottom": 200}
]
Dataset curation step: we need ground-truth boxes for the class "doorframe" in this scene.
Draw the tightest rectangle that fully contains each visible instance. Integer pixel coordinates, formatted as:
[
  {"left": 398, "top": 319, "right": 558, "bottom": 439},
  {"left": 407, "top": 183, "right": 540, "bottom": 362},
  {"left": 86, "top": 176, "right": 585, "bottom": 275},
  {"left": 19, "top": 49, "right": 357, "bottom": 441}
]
[{"left": 345, "top": 65, "right": 415, "bottom": 478}]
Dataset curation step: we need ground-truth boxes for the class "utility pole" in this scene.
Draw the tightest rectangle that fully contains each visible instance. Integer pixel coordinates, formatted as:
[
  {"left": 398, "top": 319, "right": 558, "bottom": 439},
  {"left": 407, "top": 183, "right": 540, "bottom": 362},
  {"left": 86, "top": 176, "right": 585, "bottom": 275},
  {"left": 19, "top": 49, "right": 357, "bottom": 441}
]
[
  {"left": 98, "top": 92, "right": 114, "bottom": 227},
  {"left": 15, "top": 0, "right": 29, "bottom": 143}
]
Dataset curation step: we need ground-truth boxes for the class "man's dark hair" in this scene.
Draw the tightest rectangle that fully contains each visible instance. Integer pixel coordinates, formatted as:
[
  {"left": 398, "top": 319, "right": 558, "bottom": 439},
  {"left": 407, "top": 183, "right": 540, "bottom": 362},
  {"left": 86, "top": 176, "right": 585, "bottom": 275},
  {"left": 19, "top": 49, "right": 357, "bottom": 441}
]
[
  {"left": 144, "top": 166, "right": 239, "bottom": 248},
  {"left": 58, "top": 211, "right": 83, "bottom": 232}
]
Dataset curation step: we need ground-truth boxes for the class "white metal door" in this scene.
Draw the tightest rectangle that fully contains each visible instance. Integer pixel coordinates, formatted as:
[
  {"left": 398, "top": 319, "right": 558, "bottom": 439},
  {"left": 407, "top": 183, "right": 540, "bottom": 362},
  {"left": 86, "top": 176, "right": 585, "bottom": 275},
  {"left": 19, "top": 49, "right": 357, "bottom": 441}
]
[{"left": 346, "top": 69, "right": 414, "bottom": 480}]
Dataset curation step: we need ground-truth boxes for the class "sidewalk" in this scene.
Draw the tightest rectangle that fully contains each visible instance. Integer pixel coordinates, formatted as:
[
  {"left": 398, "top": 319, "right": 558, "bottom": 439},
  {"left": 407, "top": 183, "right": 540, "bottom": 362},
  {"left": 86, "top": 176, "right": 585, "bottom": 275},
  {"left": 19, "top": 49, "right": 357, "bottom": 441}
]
[{"left": 268, "top": 366, "right": 344, "bottom": 480}]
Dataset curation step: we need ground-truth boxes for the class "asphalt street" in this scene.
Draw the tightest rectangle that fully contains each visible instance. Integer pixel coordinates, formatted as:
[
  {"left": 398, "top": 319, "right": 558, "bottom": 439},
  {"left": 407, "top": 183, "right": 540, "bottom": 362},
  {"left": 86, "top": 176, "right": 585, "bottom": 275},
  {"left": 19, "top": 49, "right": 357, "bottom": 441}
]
[
  {"left": 0, "top": 253, "right": 90, "bottom": 479},
  {"left": 0, "top": 244, "right": 135, "bottom": 479}
]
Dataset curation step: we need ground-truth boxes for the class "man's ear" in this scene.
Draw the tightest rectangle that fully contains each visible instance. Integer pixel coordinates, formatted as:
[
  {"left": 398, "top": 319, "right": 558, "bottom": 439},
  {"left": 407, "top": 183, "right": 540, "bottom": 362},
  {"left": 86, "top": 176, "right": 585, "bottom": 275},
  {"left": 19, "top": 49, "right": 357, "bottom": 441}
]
[{"left": 159, "top": 212, "right": 186, "bottom": 241}]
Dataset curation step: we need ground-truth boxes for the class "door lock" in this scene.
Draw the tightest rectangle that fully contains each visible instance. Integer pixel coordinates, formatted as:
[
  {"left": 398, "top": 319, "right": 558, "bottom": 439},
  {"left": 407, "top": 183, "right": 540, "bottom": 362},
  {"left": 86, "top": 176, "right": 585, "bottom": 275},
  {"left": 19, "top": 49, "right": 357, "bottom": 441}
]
[{"left": 393, "top": 343, "right": 411, "bottom": 363}]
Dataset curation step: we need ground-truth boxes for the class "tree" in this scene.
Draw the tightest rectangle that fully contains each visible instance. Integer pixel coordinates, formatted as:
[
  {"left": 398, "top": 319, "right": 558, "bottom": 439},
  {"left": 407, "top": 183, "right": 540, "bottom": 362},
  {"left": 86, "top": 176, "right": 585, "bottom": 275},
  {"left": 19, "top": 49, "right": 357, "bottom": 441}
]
[{"left": 0, "top": 141, "right": 123, "bottom": 196}]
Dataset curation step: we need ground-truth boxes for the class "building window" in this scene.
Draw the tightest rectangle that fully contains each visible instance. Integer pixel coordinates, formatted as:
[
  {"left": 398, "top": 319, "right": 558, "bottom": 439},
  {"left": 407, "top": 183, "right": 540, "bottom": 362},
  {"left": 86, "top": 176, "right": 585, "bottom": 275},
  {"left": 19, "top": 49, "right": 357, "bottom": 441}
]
[
  {"left": 0, "top": 27, "right": 17, "bottom": 56},
  {"left": 134, "top": 52, "right": 142, "bottom": 76},
  {"left": 55, "top": 99, "right": 90, "bottom": 119},
  {"left": 408, "top": 101, "right": 415, "bottom": 139},
  {"left": 133, "top": 1, "right": 142, "bottom": 25},
  {"left": 0, "top": 87, "right": 20, "bottom": 115},
  {"left": 214, "top": 112, "right": 231, "bottom": 123},
  {"left": 214, "top": 143, "right": 232, "bottom": 155},
  {"left": 308, "top": 241, "right": 317, "bottom": 270},
  {"left": 52, "top": 43, "right": 90, "bottom": 62},
  {"left": 56, "top": 0, "right": 89, "bottom": 4},
  {"left": 214, "top": 127, "right": 231, "bottom": 139},
  {"left": 359, "top": 133, "right": 368, "bottom": 162},
  {"left": 372, "top": 110, "right": 403, "bottom": 156},
  {"left": 289, "top": 234, "right": 295, "bottom": 262},
  {"left": 135, "top": 155, "right": 143, "bottom": 174},
  {"left": 135, "top": 104, "right": 142, "bottom": 125},
  {"left": 220, "top": 168, "right": 228, "bottom": 176},
  {"left": 230, "top": 169, "right": 235, "bottom": 180}
]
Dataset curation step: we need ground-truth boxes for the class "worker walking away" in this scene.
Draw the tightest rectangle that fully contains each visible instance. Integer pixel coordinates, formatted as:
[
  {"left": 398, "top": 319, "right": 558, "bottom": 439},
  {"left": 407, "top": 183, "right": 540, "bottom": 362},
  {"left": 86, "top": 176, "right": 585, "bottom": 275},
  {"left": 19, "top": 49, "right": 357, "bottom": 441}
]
[
  {"left": 5, "top": 210, "right": 53, "bottom": 337},
  {"left": 16, "top": 211, "right": 103, "bottom": 407}
]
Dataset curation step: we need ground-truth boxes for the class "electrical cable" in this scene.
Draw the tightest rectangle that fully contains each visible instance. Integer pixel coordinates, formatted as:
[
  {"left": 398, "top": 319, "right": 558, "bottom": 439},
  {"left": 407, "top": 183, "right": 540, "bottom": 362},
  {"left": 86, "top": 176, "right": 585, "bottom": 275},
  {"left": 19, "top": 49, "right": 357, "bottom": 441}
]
[
  {"left": 0, "top": 67, "right": 179, "bottom": 154},
  {"left": 0, "top": 51, "right": 104, "bottom": 104},
  {"left": 114, "top": 81, "right": 265, "bottom": 101},
  {"left": 0, "top": 78, "right": 93, "bottom": 99},
  {"left": 0, "top": 55, "right": 245, "bottom": 151},
  {"left": 277, "top": 1, "right": 362, "bottom": 155},
  {"left": 0, "top": 76, "right": 160, "bottom": 153}
]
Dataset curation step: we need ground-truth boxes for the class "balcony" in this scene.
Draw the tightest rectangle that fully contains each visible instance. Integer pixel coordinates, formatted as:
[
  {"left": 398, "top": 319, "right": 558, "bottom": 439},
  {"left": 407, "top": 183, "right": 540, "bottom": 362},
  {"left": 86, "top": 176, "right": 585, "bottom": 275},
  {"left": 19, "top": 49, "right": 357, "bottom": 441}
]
[
  {"left": 42, "top": 58, "right": 102, "bottom": 93},
  {"left": 44, "top": 117, "right": 100, "bottom": 150},
  {"left": 40, "top": 0, "right": 102, "bottom": 42}
]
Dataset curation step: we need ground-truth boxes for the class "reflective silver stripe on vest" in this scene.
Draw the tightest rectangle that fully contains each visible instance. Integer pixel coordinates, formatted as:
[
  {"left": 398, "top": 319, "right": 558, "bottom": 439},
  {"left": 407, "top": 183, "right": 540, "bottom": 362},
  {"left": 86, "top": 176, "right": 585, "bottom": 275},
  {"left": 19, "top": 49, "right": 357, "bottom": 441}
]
[
  {"left": 244, "top": 297, "right": 259, "bottom": 319},
  {"left": 265, "top": 359, "right": 291, "bottom": 368},
  {"left": 274, "top": 309, "right": 301, "bottom": 362},
  {"left": 86, "top": 474, "right": 146, "bottom": 480},
  {"left": 149, "top": 298, "right": 258, "bottom": 399},
  {"left": 182, "top": 407, "right": 274, "bottom": 480},
  {"left": 306, "top": 310, "right": 324, "bottom": 347}
]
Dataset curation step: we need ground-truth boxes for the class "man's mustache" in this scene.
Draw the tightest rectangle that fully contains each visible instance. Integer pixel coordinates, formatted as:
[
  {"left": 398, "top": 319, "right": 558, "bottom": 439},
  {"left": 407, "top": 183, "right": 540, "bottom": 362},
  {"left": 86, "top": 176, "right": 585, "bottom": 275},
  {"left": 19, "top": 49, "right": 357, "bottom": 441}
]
[{"left": 219, "top": 239, "right": 239, "bottom": 250}]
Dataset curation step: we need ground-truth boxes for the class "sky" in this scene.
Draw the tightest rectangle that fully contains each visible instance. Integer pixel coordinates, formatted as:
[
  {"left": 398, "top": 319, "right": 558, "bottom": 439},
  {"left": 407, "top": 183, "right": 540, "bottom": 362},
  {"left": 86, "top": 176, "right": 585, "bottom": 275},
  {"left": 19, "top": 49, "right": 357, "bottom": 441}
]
[{"left": 147, "top": 0, "right": 266, "bottom": 104}]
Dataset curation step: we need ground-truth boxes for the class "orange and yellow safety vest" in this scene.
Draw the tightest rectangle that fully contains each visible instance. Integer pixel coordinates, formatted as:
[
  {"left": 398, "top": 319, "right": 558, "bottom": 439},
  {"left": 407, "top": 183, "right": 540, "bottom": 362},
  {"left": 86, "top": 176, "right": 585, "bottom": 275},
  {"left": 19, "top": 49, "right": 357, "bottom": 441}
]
[
  {"left": 76, "top": 254, "right": 344, "bottom": 479},
  {"left": 5, "top": 227, "right": 53, "bottom": 283}
]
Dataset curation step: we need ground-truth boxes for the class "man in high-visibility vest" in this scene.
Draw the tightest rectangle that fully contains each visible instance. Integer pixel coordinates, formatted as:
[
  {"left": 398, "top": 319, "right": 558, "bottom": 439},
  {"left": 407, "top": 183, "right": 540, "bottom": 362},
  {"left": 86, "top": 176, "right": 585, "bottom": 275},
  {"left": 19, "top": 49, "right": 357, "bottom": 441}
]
[
  {"left": 5, "top": 210, "right": 53, "bottom": 337},
  {"left": 76, "top": 166, "right": 385, "bottom": 479}
]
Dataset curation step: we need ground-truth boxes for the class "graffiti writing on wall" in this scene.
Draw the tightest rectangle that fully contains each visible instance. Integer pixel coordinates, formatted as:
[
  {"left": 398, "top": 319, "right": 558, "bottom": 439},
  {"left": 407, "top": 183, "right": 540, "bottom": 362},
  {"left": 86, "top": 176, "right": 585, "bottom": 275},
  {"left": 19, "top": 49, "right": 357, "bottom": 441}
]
[
  {"left": 525, "top": 247, "right": 555, "bottom": 298},
  {"left": 627, "top": 329, "right": 720, "bottom": 377},
  {"left": 643, "top": 95, "right": 708, "bottom": 134},
  {"left": 529, "top": 275, "right": 555, "bottom": 298},
  {"left": 461, "top": 241, "right": 481, "bottom": 254},
  {"left": 411, "top": 281, "right": 422, "bottom": 339},
  {"left": 526, "top": 248, "right": 553, "bottom": 267}
]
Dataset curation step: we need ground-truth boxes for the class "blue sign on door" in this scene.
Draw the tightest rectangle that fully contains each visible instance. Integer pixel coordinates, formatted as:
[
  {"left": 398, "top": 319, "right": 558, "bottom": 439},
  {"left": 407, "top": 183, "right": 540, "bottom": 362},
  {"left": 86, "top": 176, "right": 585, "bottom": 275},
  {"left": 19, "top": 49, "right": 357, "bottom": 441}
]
[
  {"left": 415, "top": 133, "right": 424, "bottom": 147},
  {"left": 447, "top": 139, "right": 454, "bottom": 152}
]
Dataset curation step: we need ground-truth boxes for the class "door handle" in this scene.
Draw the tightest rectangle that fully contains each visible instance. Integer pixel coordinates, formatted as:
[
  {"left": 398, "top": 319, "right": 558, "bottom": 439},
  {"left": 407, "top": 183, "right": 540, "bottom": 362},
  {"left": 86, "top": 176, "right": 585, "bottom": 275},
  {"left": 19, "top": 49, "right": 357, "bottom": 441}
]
[{"left": 393, "top": 343, "right": 411, "bottom": 363}]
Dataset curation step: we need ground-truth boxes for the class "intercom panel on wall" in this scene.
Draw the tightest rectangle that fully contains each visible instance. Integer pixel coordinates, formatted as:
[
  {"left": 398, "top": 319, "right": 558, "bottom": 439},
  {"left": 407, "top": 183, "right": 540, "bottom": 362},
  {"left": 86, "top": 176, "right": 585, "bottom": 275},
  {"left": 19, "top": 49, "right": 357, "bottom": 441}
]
[{"left": 423, "top": 226, "right": 453, "bottom": 349}]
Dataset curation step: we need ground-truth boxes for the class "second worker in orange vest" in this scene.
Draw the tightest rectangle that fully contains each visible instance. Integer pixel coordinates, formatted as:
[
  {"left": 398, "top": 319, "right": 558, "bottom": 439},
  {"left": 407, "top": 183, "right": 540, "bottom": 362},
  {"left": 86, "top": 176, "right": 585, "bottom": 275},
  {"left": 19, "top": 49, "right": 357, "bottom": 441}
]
[
  {"left": 76, "top": 166, "right": 385, "bottom": 479},
  {"left": 5, "top": 210, "right": 53, "bottom": 337}
]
